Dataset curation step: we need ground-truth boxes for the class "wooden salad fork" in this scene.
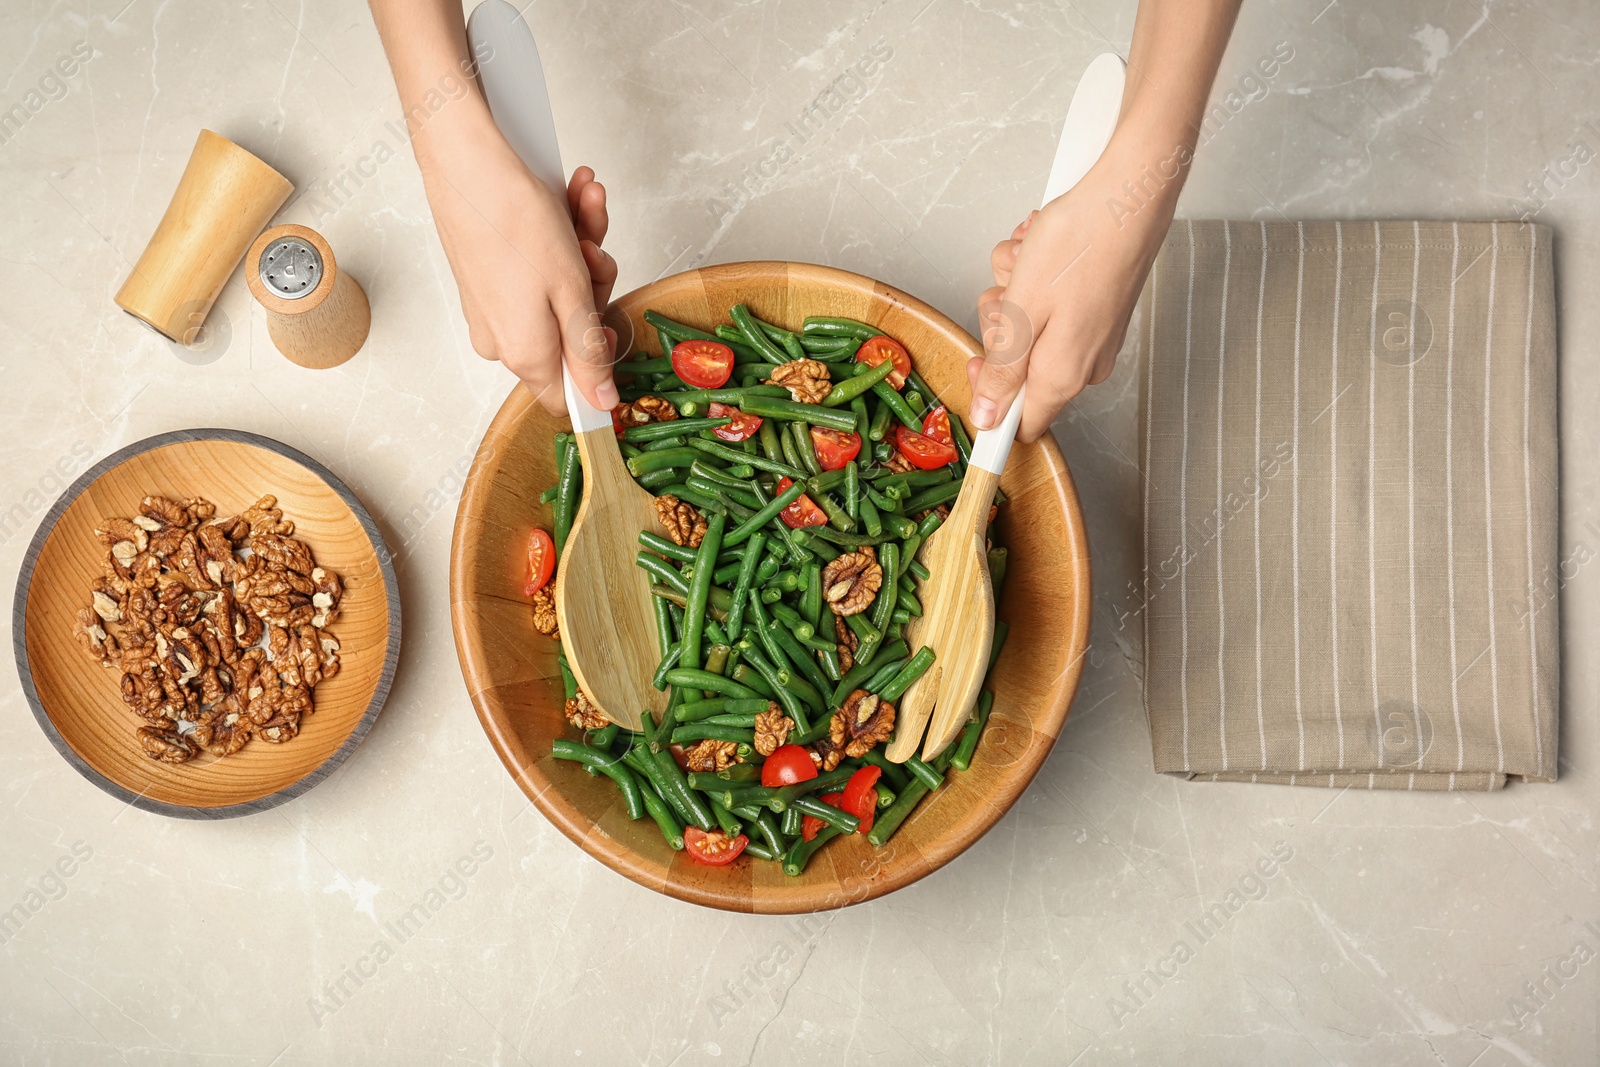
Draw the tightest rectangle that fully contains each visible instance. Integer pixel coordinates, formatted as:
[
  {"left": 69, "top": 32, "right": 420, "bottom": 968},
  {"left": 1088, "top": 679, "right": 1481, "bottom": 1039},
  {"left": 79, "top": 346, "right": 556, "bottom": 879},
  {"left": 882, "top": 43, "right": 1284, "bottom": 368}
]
[
  {"left": 888, "top": 53, "right": 1126, "bottom": 763},
  {"left": 469, "top": 1, "right": 663, "bottom": 730}
]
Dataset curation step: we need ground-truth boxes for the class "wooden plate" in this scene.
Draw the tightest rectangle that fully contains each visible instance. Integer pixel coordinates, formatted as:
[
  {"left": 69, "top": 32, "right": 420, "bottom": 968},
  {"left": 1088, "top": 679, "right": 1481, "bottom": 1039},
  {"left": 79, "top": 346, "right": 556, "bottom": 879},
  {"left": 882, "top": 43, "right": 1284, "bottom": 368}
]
[
  {"left": 13, "top": 429, "right": 400, "bottom": 819},
  {"left": 450, "top": 262, "right": 1091, "bottom": 912}
]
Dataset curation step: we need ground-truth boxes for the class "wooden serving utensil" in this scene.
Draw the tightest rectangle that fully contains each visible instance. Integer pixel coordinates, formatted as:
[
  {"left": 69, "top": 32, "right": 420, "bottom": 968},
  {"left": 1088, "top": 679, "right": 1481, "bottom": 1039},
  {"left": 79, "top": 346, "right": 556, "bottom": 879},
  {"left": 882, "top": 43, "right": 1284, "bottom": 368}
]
[
  {"left": 888, "top": 53, "right": 1126, "bottom": 763},
  {"left": 468, "top": 0, "right": 664, "bottom": 730}
]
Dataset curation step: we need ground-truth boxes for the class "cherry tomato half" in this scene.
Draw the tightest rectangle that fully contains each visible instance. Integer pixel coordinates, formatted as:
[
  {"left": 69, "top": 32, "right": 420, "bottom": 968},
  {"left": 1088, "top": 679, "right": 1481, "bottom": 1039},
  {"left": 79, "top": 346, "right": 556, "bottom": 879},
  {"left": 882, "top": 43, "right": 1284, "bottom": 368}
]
[
  {"left": 708, "top": 401, "right": 763, "bottom": 442},
  {"left": 760, "top": 744, "right": 818, "bottom": 787},
  {"left": 810, "top": 427, "right": 862, "bottom": 471},
  {"left": 839, "top": 765, "right": 881, "bottom": 835},
  {"left": 670, "top": 339, "right": 735, "bottom": 389},
  {"left": 895, "top": 424, "right": 958, "bottom": 469},
  {"left": 856, "top": 335, "right": 911, "bottom": 389},
  {"left": 921, "top": 405, "right": 954, "bottom": 448},
  {"left": 801, "top": 792, "right": 847, "bottom": 843},
  {"left": 611, "top": 406, "right": 626, "bottom": 437},
  {"left": 775, "top": 477, "right": 828, "bottom": 529},
  {"left": 684, "top": 826, "right": 748, "bottom": 865},
  {"left": 523, "top": 528, "right": 556, "bottom": 596}
]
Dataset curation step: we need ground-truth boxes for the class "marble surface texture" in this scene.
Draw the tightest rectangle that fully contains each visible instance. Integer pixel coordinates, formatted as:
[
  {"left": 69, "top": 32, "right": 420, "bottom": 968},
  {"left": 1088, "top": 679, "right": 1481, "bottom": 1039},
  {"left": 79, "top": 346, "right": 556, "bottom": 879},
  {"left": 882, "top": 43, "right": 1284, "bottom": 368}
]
[{"left": 2, "top": 1, "right": 1596, "bottom": 1064}]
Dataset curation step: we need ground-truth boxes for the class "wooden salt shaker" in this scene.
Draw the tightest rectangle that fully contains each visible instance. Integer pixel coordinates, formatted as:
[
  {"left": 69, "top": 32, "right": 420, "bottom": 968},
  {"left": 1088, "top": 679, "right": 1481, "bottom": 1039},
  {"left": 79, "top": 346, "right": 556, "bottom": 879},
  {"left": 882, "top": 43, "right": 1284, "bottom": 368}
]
[{"left": 245, "top": 224, "right": 370, "bottom": 369}]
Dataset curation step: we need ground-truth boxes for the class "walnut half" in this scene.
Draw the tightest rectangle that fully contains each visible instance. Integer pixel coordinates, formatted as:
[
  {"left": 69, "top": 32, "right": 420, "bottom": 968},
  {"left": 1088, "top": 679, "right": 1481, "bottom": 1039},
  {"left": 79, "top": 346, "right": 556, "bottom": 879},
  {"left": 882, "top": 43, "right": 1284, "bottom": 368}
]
[
  {"left": 822, "top": 550, "right": 883, "bottom": 617},
  {"left": 564, "top": 690, "right": 610, "bottom": 730},
  {"left": 753, "top": 704, "right": 793, "bottom": 756},
  {"left": 531, "top": 586, "right": 560, "bottom": 639},
  {"left": 830, "top": 689, "right": 896, "bottom": 760},
  {"left": 654, "top": 494, "right": 707, "bottom": 549},
  {"left": 684, "top": 739, "right": 741, "bottom": 772},
  {"left": 768, "top": 358, "right": 832, "bottom": 405}
]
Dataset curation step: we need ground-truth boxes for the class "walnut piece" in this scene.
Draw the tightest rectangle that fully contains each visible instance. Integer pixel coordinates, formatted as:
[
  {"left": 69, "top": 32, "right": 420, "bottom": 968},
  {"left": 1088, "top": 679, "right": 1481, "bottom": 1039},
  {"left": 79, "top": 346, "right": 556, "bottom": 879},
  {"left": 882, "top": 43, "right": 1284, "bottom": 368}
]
[
  {"left": 768, "top": 358, "right": 832, "bottom": 405},
  {"left": 74, "top": 494, "right": 342, "bottom": 766},
  {"left": 684, "top": 738, "right": 741, "bottom": 772},
  {"left": 884, "top": 449, "right": 915, "bottom": 474},
  {"left": 830, "top": 689, "right": 896, "bottom": 759},
  {"left": 822, "top": 550, "right": 883, "bottom": 616},
  {"left": 136, "top": 725, "right": 198, "bottom": 764},
  {"left": 531, "top": 585, "right": 560, "bottom": 639},
  {"left": 654, "top": 494, "right": 707, "bottom": 548},
  {"left": 834, "top": 614, "right": 858, "bottom": 673},
  {"left": 564, "top": 690, "right": 610, "bottom": 730},
  {"left": 614, "top": 396, "right": 679, "bottom": 428},
  {"left": 753, "top": 704, "right": 793, "bottom": 756}
]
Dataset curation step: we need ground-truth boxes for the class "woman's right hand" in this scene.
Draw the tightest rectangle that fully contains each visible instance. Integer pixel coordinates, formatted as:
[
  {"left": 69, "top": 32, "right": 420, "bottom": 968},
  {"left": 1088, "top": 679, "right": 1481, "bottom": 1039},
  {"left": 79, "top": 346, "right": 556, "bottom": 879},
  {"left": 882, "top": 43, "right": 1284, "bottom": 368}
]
[{"left": 413, "top": 104, "right": 619, "bottom": 416}]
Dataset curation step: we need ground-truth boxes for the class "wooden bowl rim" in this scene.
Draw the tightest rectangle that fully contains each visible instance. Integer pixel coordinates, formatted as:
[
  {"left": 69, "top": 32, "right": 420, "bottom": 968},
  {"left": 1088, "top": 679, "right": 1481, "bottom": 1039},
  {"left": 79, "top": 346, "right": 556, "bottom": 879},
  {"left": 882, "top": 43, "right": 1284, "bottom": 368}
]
[
  {"left": 11, "top": 427, "right": 403, "bottom": 820},
  {"left": 451, "top": 261, "right": 1092, "bottom": 911}
]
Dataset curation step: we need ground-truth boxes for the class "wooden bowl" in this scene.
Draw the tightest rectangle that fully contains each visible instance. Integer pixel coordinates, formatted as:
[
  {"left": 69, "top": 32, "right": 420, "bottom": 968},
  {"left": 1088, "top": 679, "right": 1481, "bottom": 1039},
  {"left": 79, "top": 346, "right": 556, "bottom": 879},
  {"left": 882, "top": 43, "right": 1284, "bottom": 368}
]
[
  {"left": 451, "top": 262, "right": 1091, "bottom": 912},
  {"left": 13, "top": 429, "right": 400, "bottom": 819}
]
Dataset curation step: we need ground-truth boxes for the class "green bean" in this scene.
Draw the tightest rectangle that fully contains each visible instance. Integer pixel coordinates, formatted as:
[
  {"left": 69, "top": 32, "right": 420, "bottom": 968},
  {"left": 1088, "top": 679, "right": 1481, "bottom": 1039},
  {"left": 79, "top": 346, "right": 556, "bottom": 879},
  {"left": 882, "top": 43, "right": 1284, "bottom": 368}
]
[
  {"left": 623, "top": 744, "right": 697, "bottom": 831},
  {"left": 806, "top": 525, "right": 885, "bottom": 549},
  {"left": 640, "top": 530, "right": 698, "bottom": 564},
  {"left": 743, "top": 839, "right": 778, "bottom": 861},
  {"left": 903, "top": 754, "right": 944, "bottom": 791},
  {"left": 671, "top": 723, "right": 755, "bottom": 745},
  {"left": 729, "top": 304, "right": 790, "bottom": 364},
  {"left": 781, "top": 805, "right": 803, "bottom": 837},
  {"left": 650, "top": 584, "right": 731, "bottom": 621},
  {"left": 558, "top": 654, "right": 578, "bottom": 700},
  {"left": 865, "top": 779, "right": 928, "bottom": 847},
  {"left": 988, "top": 620, "right": 1009, "bottom": 676},
  {"left": 844, "top": 461, "right": 860, "bottom": 521},
  {"left": 754, "top": 810, "right": 785, "bottom": 857},
  {"left": 551, "top": 740, "right": 645, "bottom": 820},
  {"left": 701, "top": 713, "right": 759, "bottom": 728},
  {"left": 763, "top": 616, "right": 833, "bottom": 700},
  {"left": 688, "top": 437, "right": 805, "bottom": 481},
  {"left": 639, "top": 780, "right": 686, "bottom": 850},
  {"left": 815, "top": 645, "right": 842, "bottom": 682},
  {"left": 626, "top": 447, "right": 699, "bottom": 477},
  {"left": 664, "top": 668, "right": 760, "bottom": 699},
  {"left": 723, "top": 478, "right": 809, "bottom": 547},
  {"left": 902, "top": 480, "right": 962, "bottom": 515},
  {"left": 768, "top": 602, "right": 812, "bottom": 637},
  {"left": 916, "top": 511, "right": 945, "bottom": 538},
  {"left": 829, "top": 641, "right": 908, "bottom": 708},
  {"left": 821, "top": 355, "right": 894, "bottom": 406},
  {"left": 849, "top": 395, "right": 871, "bottom": 438},
  {"left": 897, "top": 534, "right": 922, "bottom": 578},
  {"left": 858, "top": 492, "right": 882, "bottom": 537},
  {"left": 731, "top": 663, "right": 776, "bottom": 699},
  {"left": 988, "top": 545, "right": 1009, "bottom": 592},
  {"left": 800, "top": 316, "right": 883, "bottom": 340},
  {"left": 872, "top": 380, "right": 923, "bottom": 430},
  {"left": 688, "top": 475, "right": 760, "bottom": 511},
  {"left": 881, "top": 513, "right": 919, "bottom": 540},
  {"left": 789, "top": 796, "right": 860, "bottom": 835},
  {"left": 767, "top": 765, "right": 856, "bottom": 811},
  {"left": 758, "top": 417, "right": 784, "bottom": 464},
  {"left": 907, "top": 558, "right": 931, "bottom": 582},
  {"left": 864, "top": 482, "right": 898, "bottom": 513},
  {"left": 868, "top": 397, "right": 894, "bottom": 442},
  {"left": 739, "top": 395, "right": 859, "bottom": 433},
  {"left": 863, "top": 657, "right": 908, "bottom": 694},
  {"left": 678, "top": 697, "right": 769, "bottom": 722},
  {"left": 640, "top": 714, "right": 716, "bottom": 831},
  {"left": 708, "top": 797, "right": 743, "bottom": 838},
  {"left": 877, "top": 646, "right": 936, "bottom": 701},
  {"left": 589, "top": 723, "right": 620, "bottom": 751},
  {"left": 553, "top": 436, "right": 583, "bottom": 557},
  {"left": 897, "top": 587, "right": 923, "bottom": 618},
  {"left": 903, "top": 389, "right": 926, "bottom": 416},
  {"left": 538, "top": 484, "right": 558, "bottom": 504},
  {"left": 858, "top": 748, "right": 911, "bottom": 791},
  {"left": 636, "top": 551, "right": 689, "bottom": 595},
  {"left": 637, "top": 468, "right": 681, "bottom": 491},
  {"left": 644, "top": 309, "right": 718, "bottom": 343},
  {"left": 651, "top": 644, "right": 683, "bottom": 691},
  {"left": 623, "top": 417, "right": 731, "bottom": 443},
  {"left": 950, "top": 689, "right": 995, "bottom": 771},
  {"left": 661, "top": 385, "right": 787, "bottom": 409},
  {"left": 725, "top": 530, "right": 765, "bottom": 641},
  {"left": 737, "top": 640, "right": 812, "bottom": 730},
  {"left": 800, "top": 562, "right": 823, "bottom": 629},
  {"left": 704, "top": 643, "right": 731, "bottom": 678},
  {"left": 791, "top": 529, "right": 840, "bottom": 561}
]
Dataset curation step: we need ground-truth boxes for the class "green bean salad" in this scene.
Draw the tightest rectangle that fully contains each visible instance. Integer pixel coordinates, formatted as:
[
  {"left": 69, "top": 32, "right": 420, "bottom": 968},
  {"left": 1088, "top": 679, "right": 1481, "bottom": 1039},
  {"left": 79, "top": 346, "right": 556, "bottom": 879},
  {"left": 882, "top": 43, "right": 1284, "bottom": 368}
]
[{"left": 525, "top": 305, "right": 1008, "bottom": 873}]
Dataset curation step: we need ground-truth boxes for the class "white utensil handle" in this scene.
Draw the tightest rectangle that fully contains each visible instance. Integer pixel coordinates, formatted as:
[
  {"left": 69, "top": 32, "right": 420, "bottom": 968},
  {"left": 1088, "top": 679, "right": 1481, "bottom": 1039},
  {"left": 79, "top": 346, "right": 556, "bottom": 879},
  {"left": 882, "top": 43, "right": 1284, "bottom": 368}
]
[
  {"left": 968, "top": 52, "right": 1126, "bottom": 475},
  {"left": 467, "top": 0, "right": 613, "bottom": 434}
]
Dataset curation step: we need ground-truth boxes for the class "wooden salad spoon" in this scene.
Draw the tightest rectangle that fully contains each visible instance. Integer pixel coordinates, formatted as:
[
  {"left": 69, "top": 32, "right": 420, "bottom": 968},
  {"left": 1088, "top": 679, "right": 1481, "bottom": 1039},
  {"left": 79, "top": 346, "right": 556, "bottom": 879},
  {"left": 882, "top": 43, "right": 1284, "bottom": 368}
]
[
  {"left": 469, "top": 1, "right": 664, "bottom": 730},
  {"left": 888, "top": 52, "right": 1127, "bottom": 763}
]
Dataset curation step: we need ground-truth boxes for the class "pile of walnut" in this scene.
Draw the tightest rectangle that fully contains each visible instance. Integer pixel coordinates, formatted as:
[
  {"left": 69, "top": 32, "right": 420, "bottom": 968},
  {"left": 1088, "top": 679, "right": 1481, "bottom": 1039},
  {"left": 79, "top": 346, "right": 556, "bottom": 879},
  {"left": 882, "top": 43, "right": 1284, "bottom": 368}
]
[{"left": 72, "top": 494, "right": 342, "bottom": 765}]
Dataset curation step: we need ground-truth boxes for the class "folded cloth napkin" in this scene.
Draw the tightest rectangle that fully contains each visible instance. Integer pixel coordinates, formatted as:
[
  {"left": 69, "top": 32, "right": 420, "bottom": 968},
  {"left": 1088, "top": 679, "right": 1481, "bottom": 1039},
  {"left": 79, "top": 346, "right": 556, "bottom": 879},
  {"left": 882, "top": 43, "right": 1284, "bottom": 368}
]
[{"left": 1140, "top": 220, "right": 1558, "bottom": 790}]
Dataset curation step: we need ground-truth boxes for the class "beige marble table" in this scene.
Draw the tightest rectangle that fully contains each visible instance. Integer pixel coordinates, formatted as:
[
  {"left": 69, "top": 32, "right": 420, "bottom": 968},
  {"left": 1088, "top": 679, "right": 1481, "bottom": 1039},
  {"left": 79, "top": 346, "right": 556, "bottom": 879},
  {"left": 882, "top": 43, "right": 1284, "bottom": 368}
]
[{"left": 2, "top": 1, "right": 1595, "bottom": 1064}]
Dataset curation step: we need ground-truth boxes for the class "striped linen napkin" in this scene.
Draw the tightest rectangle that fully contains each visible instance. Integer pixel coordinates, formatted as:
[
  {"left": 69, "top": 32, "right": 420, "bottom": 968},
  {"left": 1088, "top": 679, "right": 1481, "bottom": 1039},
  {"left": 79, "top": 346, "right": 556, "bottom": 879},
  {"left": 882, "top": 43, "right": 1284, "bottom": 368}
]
[{"left": 1139, "top": 220, "right": 1558, "bottom": 790}]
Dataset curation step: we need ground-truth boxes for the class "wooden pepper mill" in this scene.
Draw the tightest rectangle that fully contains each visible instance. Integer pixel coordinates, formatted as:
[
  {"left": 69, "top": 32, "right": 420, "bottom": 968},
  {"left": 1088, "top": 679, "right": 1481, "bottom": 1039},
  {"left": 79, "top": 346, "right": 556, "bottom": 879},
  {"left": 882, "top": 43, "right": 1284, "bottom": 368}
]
[
  {"left": 245, "top": 224, "right": 371, "bottom": 369},
  {"left": 115, "top": 130, "right": 292, "bottom": 344}
]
